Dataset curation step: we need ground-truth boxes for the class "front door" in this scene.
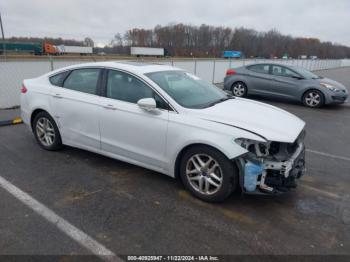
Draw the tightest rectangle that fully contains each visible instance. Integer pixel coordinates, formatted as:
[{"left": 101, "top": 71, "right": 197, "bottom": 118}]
[
  {"left": 269, "top": 65, "right": 301, "bottom": 99},
  {"left": 99, "top": 69, "right": 170, "bottom": 170}
]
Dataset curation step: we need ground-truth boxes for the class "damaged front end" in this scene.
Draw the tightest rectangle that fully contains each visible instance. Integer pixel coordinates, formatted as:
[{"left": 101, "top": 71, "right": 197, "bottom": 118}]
[{"left": 235, "top": 130, "right": 306, "bottom": 194}]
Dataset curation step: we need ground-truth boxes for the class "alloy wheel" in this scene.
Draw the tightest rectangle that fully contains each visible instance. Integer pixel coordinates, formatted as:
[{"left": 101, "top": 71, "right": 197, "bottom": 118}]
[
  {"left": 305, "top": 91, "right": 321, "bottom": 107},
  {"left": 186, "top": 154, "right": 223, "bottom": 195},
  {"left": 232, "top": 83, "right": 246, "bottom": 97},
  {"left": 36, "top": 117, "right": 56, "bottom": 147}
]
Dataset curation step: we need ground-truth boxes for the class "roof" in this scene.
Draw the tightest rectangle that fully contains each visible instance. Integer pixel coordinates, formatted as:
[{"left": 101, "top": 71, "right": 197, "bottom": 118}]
[{"left": 50, "top": 61, "right": 181, "bottom": 75}]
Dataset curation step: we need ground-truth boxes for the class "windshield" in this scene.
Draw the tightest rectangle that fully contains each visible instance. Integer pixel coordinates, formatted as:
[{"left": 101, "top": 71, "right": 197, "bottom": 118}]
[
  {"left": 145, "top": 71, "right": 230, "bottom": 109},
  {"left": 289, "top": 66, "right": 322, "bottom": 79}
]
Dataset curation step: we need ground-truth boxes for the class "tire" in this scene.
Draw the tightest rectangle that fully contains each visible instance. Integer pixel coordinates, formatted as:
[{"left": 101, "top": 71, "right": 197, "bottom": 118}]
[
  {"left": 302, "top": 90, "right": 325, "bottom": 108},
  {"left": 32, "top": 111, "right": 63, "bottom": 151},
  {"left": 231, "top": 82, "right": 247, "bottom": 97},
  {"left": 180, "top": 145, "right": 238, "bottom": 202}
]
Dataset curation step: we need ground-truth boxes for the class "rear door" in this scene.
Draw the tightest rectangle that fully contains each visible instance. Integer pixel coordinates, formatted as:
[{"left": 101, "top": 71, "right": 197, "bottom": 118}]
[
  {"left": 269, "top": 65, "right": 301, "bottom": 99},
  {"left": 245, "top": 64, "right": 274, "bottom": 95},
  {"left": 49, "top": 68, "right": 102, "bottom": 150}
]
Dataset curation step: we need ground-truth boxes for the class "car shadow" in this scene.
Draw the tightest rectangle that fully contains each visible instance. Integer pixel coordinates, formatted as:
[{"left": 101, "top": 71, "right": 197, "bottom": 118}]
[{"left": 55, "top": 145, "right": 296, "bottom": 209}]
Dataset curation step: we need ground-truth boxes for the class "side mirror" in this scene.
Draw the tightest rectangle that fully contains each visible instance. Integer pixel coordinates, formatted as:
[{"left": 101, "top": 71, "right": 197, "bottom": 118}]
[{"left": 137, "top": 98, "right": 157, "bottom": 111}]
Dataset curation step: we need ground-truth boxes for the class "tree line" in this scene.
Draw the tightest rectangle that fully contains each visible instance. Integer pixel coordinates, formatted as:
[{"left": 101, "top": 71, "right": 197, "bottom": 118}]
[
  {"left": 108, "top": 24, "right": 350, "bottom": 59},
  {"left": 5, "top": 23, "right": 350, "bottom": 58},
  {"left": 4, "top": 36, "right": 94, "bottom": 47}
]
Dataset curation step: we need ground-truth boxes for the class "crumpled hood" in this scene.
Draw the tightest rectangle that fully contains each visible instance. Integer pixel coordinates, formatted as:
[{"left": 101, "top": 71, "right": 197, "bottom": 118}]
[{"left": 189, "top": 98, "right": 305, "bottom": 143}]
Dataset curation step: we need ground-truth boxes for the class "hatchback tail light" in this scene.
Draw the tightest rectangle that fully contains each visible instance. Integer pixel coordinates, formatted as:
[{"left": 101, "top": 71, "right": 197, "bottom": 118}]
[
  {"left": 21, "top": 84, "right": 27, "bottom": 94},
  {"left": 226, "top": 69, "right": 236, "bottom": 76}
]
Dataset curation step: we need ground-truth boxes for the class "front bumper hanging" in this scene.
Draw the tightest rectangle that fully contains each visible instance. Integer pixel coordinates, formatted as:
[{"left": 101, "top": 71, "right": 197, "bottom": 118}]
[{"left": 240, "top": 141, "right": 306, "bottom": 195}]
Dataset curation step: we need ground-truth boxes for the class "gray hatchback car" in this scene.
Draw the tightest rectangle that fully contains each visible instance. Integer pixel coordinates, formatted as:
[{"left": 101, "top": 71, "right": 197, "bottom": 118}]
[{"left": 224, "top": 63, "right": 348, "bottom": 107}]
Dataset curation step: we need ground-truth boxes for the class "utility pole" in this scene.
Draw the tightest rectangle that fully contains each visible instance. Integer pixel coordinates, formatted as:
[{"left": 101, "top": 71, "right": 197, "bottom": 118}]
[{"left": 0, "top": 11, "right": 6, "bottom": 60}]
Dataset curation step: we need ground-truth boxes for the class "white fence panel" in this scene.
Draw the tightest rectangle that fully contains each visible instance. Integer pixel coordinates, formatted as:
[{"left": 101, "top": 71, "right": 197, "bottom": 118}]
[
  {"left": 52, "top": 60, "right": 87, "bottom": 70},
  {"left": 173, "top": 61, "right": 195, "bottom": 74},
  {"left": 1, "top": 58, "right": 349, "bottom": 108},
  {"left": 0, "top": 61, "right": 51, "bottom": 108},
  {"left": 341, "top": 59, "right": 350, "bottom": 67},
  {"left": 195, "top": 60, "right": 214, "bottom": 83},
  {"left": 213, "top": 60, "right": 230, "bottom": 83},
  {"left": 229, "top": 59, "right": 245, "bottom": 68}
]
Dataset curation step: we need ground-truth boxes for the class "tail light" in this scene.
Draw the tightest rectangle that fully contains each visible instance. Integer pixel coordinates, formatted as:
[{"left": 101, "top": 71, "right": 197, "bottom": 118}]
[
  {"left": 21, "top": 84, "right": 27, "bottom": 94},
  {"left": 226, "top": 69, "right": 236, "bottom": 76}
]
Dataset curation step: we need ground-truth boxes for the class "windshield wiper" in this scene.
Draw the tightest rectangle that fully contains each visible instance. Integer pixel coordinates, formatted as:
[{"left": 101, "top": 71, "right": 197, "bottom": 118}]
[{"left": 207, "top": 96, "right": 235, "bottom": 107}]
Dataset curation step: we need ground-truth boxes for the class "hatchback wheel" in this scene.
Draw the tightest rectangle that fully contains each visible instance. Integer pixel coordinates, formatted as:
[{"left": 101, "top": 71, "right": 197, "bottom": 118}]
[
  {"left": 303, "top": 90, "right": 324, "bottom": 108},
  {"left": 180, "top": 145, "right": 237, "bottom": 202},
  {"left": 231, "top": 82, "right": 247, "bottom": 97},
  {"left": 33, "top": 112, "right": 62, "bottom": 151}
]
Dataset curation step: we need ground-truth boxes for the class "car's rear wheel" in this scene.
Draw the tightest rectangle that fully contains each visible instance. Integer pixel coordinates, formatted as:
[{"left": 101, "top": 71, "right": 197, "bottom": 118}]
[
  {"left": 303, "top": 90, "right": 324, "bottom": 108},
  {"left": 33, "top": 112, "right": 62, "bottom": 151},
  {"left": 180, "top": 145, "right": 237, "bottom": 202},
  {"left": 231, "top": 82, "right": 247, "bottom": 97}
]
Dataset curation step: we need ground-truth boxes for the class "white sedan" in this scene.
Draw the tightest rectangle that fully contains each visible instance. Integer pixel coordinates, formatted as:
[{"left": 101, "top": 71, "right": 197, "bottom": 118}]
[{"left": 21, "top": 61, "right": 306, "bottom": 202}]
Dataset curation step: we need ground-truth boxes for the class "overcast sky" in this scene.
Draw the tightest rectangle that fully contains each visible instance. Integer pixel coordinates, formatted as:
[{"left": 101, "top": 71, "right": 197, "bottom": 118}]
[{"left": 1, "top": 0, "right": 349, "bottom": 47}]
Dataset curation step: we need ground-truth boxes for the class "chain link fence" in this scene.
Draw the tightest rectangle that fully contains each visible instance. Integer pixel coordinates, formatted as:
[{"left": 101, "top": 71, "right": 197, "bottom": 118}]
[{"left": 0, "top": 57, "right": 349, "bottom": 108}]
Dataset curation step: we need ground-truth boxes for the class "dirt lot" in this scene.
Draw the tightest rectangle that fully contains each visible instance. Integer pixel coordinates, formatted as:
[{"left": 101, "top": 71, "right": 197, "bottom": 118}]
[{"left": 0, "top": 67, "right": 349, "bottom": 260}]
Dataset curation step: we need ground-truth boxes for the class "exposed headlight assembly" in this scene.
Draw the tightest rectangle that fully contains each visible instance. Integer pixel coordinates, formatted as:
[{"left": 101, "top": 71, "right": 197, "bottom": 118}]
[
  {"left": 320, "top": 82, "right": 339, "bottom": 92},
  {"left": 235, "top": 138, "right": 270, "bottom": 157}
]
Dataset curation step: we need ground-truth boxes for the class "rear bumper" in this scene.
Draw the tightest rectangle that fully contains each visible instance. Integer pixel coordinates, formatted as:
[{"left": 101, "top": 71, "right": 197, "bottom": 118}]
[
  {"left": 20, "top": 108, "right": 31, "bottom": 127},
  {"left": 223, "top": 76, "right": 237, "bottom": 91}
]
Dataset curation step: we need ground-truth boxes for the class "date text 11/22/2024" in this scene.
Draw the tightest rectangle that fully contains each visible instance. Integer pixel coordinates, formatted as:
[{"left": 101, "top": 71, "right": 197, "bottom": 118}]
[{"left": 126, "top": 255, "right": 220, "bottom": 261}]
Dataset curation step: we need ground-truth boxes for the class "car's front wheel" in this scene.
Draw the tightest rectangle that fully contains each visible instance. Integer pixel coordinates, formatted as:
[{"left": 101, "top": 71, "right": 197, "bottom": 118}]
[
  {"left": 231, "top": 82, "right": 247, "bottom": 97},
  {"left": 180, "top": 145, "right": 238, "bottom": 202},
  {"left": 303, "top": 90, "right": 324, "bottom": 108},
  {"left": 33, "top": 111, "right": 63, "bottom": 151}
]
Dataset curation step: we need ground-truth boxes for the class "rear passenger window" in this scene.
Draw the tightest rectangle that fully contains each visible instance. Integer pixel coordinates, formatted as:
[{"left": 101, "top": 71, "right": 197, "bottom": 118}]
[
  {"left": 63, "top": 68, "right": 100, "bottom": 95},
  {"left": 271, "top": 65, "right": 300, "bottom": 78},
  {"left": 248, "top": 64, "right": 270, "bottom": 74},
  {"left": 49, "top": 72, "right": 66, "bottom": 86}
]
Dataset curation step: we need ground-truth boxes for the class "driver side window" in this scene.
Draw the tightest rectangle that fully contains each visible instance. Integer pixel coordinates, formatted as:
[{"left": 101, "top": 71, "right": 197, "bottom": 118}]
[{"left": 106, "top": 70, "right": 170, "bottom": 110}]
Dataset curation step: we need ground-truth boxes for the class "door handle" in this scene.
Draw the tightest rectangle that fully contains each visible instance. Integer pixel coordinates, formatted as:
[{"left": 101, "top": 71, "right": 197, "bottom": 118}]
[
  {"left": 103, "top": 104, "right": 117, "bottom": 110},
  {"left": 53, "top": 93, "right": 63, "bottom": 99}
]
